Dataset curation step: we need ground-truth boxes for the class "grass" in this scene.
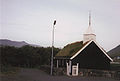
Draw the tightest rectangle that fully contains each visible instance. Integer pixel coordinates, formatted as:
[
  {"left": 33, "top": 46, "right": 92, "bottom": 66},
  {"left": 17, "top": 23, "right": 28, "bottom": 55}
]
[
  {"left": 110, "top": 63, "right": 120, "bottom": 70},
  {"left": 56, "top": 41, "right": 84, "bottom": 57},
  {"left": 0, "top": 65, "right": 20, "bottom": 75}
]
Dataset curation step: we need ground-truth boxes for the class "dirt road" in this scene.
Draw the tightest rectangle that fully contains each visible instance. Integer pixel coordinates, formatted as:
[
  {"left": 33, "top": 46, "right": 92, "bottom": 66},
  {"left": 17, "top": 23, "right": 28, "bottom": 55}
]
[{"left": 0, "top": 68, "right": 118, "bottom": 81}]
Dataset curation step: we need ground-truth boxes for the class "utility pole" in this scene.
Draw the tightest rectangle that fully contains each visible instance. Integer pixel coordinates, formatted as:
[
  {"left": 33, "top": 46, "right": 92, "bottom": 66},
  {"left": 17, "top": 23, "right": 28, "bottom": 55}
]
[{"left": 51, "top": 20, "right": 56, "bottom": 75}]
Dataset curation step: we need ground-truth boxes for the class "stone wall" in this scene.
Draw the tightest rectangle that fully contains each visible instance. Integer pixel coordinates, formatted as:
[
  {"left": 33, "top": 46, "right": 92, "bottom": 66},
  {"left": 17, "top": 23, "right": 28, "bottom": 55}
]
[{"left": 53, "top": 68, "right": 120, "bottom": 80}]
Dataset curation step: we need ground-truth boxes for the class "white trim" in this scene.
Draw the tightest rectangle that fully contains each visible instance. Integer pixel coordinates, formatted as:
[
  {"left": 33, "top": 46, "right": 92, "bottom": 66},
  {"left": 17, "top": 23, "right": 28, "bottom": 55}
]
[
  {"left": 70, "top": 40, "right": 113, "bottom": 62},
  {"left": 93, "top": 40, "right": 113, "bottom": 61}
]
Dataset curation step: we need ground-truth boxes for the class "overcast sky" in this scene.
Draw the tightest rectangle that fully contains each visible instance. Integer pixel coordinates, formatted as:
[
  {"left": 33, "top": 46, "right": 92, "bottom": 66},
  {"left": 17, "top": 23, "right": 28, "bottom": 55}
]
[{"left": 1, "top": 0, "right": 120, "bottom": 51}]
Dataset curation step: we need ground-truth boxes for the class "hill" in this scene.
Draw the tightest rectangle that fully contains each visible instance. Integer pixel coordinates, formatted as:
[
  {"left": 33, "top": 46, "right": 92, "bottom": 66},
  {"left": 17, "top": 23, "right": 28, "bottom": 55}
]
[
  {"left": 108, "top": 45, "right": 120, "bottom": 58},
  {"left": 0, "top": 39, "right": 40, "bottom": 47}
]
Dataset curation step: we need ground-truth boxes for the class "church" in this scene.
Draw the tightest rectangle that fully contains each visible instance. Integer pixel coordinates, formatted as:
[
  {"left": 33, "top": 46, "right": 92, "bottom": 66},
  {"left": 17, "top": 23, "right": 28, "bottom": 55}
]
[{"left": 54, "top": 14, "right": 113, "bottom": 71}]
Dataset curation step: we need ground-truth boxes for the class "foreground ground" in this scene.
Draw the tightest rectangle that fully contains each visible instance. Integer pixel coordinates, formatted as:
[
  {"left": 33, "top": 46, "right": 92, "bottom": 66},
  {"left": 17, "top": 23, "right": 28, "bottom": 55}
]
[{"left": 0, "top": 68, "right": 119, "bottom": 81}]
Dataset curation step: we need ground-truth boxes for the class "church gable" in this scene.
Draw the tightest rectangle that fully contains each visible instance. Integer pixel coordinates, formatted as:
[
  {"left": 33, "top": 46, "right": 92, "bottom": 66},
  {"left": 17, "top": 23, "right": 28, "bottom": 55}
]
[
  {"left": 71, "top": 41, "right": 112, "bottom": 69},
  {"left": 70, "top": 40, "right": 113, "bottom": 62}
]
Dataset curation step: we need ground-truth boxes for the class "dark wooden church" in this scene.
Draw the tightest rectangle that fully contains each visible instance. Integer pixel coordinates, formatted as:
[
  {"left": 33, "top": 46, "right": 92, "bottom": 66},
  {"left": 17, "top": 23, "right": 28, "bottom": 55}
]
[{"left": 54, "top": 14, "right": 113, "bottom": 70}]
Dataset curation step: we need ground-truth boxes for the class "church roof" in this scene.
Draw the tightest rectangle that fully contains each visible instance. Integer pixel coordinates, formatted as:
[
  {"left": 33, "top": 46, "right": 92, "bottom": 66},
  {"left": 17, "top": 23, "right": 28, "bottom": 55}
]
[
  {"left": 55, "top": 41, "right": 88, "bottom": 58},
  {"left": 55, "top": 40, "right": 113, "bottom": 61},
  {"left": 55, "top": 13, "right": 113, "bottom": 61}
]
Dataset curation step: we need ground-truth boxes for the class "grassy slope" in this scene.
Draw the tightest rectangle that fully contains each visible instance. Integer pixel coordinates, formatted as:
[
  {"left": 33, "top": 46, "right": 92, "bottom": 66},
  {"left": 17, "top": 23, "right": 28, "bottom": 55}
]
[{"left": 56, "top": 41, "right": 83, "bottom": 57}]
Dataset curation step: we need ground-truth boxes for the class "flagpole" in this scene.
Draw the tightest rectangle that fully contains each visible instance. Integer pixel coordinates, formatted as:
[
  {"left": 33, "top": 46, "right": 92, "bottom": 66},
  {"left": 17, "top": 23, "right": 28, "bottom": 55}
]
[{"left": 51, "top": 20, "right": 56, "bottom": 75}]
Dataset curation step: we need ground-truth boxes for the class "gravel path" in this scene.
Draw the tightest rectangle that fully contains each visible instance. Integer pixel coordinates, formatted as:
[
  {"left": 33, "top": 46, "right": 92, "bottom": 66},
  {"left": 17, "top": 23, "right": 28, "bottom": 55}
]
[{"left": 0, "top": 68, "right": 119, "bottom": 81}]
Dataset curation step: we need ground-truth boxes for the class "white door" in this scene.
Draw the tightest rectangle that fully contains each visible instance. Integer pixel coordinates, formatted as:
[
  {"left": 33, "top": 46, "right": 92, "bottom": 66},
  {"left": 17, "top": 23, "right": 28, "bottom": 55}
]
[{"left": 72, "top": 63, "right": 79, "bottom": 76}]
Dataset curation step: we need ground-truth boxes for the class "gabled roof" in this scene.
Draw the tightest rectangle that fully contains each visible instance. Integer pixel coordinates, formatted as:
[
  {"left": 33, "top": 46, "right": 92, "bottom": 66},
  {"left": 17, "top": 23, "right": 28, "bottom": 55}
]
[
  {"left": 70, "top": 40, "right": 113, "bottom": 61},
  {"left": 55, "top": 40, "right": 113, "bottom": 62}
]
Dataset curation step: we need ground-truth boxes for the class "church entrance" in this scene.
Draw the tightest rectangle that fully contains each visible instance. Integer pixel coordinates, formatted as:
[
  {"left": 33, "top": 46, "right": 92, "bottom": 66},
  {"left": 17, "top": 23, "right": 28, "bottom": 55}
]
[{"left": 67, "top": 61, "right": 79, "bottom": 76}]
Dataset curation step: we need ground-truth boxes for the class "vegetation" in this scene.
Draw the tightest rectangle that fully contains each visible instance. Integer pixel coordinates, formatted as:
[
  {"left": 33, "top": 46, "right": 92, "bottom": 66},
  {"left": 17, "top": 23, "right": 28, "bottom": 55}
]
[
  {"left": 1, "top": 65, "right": 19, "bottom": 75},
  {"left": 110, "top": 63, "right": 120, "bottom": 70},
  {"left": 56, "top": 41, "right": 83, "bottom": 57},
  {"left": 0, "top": 45, "right": 60, "bottom": 73}
]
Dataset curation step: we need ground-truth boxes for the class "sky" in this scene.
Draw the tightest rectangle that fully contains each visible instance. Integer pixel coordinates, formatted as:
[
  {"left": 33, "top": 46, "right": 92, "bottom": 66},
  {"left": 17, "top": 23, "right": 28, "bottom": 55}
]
[{"left": 1, "top": 0, "right": 120, "bottom": 51}]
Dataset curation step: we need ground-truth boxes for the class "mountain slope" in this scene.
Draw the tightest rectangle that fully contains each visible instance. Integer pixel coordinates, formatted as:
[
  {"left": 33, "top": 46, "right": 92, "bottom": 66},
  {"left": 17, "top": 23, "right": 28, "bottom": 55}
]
[
  {"left": 0, "top": 39, "right": 40, "bottom": 47},
  {"left": 0, "top": 39, "right": 29, "bottom": 47},
  {"left": 108, "top": 45, "right": 120, "bottom": 58}
]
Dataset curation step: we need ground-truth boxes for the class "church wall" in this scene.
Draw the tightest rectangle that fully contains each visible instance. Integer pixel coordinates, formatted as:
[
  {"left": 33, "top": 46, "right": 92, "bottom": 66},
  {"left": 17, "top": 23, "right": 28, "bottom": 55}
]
[{"left": 72, "top": 41, "right": 110, "bottom": 70}]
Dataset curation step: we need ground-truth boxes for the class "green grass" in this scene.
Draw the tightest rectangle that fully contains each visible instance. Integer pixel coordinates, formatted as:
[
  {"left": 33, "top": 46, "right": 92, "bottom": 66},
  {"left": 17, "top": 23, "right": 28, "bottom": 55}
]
[
  {"left": 0, "top": 65, "right": 19, "bottom": 75},
  {"left": 56, "top": 41, "right": 84, "bottom": 57}
]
